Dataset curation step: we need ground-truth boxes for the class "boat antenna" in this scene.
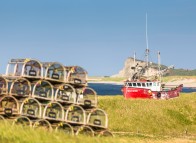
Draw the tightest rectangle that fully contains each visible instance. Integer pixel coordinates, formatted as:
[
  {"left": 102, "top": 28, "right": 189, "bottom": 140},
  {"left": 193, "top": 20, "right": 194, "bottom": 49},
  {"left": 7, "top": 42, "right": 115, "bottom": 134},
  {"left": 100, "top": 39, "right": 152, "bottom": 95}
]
[
  {"left": 145, "top": 13, "right": 149, "bottom": 67},
  {"left": 133, "top": 51, "right": 136, "bottom": 67}
]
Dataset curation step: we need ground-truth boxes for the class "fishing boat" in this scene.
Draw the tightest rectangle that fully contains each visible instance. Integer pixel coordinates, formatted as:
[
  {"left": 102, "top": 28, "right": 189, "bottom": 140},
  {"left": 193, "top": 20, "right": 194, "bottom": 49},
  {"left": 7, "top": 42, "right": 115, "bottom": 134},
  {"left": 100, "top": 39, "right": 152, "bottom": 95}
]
[{"left": 121, "top": 14, "right": 183, "bottom": 99}]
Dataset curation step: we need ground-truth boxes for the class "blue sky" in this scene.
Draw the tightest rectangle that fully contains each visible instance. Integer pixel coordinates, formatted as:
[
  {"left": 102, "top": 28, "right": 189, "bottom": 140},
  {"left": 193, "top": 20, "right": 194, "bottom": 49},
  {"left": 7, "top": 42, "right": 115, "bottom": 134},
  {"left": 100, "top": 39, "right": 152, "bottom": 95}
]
[{"left": 0, "top": 0, "right": 195, "bottom": 76}]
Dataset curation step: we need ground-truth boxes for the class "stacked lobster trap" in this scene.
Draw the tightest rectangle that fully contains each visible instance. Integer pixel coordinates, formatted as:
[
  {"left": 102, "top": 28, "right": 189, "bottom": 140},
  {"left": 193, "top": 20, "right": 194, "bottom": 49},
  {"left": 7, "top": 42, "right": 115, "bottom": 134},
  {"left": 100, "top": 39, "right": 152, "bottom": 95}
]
[{"left": 0, "top": 58, "right": 113, "bottom": 137}]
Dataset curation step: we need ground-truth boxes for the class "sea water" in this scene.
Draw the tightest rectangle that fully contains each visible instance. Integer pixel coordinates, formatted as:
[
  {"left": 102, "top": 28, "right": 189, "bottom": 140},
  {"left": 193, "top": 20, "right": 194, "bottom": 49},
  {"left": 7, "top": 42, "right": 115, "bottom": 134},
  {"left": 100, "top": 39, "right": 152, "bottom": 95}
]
[{"left": 88, "top": 83, "right": 196, "bottom": 95}]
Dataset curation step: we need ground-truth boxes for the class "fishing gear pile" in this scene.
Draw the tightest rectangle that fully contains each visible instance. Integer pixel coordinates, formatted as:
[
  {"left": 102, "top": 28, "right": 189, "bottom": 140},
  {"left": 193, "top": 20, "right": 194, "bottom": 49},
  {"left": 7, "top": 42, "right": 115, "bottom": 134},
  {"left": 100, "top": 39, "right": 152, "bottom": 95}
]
[{"left": 0, "top": 58, "right": 113, "bottom": 137}]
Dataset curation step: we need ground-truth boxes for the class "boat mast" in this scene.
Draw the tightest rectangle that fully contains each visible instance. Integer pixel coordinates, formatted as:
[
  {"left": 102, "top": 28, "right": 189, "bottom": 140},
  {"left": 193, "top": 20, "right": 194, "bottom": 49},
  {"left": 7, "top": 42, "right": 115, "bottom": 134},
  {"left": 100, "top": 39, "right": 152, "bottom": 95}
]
[
  {"left": 145, "top": 13, "right": 149, "bottom": 67},
  {"left": 158, "top": 51, "right": 161, "bottom": 81}
]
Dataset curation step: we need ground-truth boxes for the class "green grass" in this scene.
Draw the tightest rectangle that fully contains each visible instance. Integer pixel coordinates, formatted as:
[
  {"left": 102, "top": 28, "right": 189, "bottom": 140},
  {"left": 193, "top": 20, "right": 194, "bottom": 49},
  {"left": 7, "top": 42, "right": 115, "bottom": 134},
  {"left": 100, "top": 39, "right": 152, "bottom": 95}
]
[
  {"left": 98, "top": 93, "right": 196, "bottom": 137},
  {"left": 0, "top": 93, "right": 196, "bottom": 143}
]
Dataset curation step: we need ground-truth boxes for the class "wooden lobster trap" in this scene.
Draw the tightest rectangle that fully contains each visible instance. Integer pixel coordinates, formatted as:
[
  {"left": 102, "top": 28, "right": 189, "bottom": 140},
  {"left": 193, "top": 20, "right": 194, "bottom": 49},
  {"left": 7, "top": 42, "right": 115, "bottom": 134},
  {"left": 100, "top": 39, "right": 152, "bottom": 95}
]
[
  {"left": 43, "top": 62, "right": 67, "bottom": 83},
  {"left": 43, "top": 102, "right": 64, "bottom": 122},
  {"left": 65, "top": 105, "right": 86, "bottom": 125},
  {"left": 0, "top": 95, "right": 20, "bottom": 117},
  {"left": 77, "top": 87, "right": 98, "bottom": 108},
  {"left": 20, "top": 98, "right": 42, "bottom": 119},
  {"left": 74, "top": 125, "right": 94, "bottom": 136},
  {"left": 33, "top": 119, "right": 52, "bottom": 131},
  {"left": 86, "top": 108, "right": 108, "bottom": 129},
  {"left": 14, "top": 116, "right": 33, "bottom": 127},
  {"left": 0, "top": 76, "right": 9, "bottom": 95},
  {"left": 6, "top": 59, "right": 43, "bottom": 80},
  {"left": 66, "top": 66, "right": 87, "bottom": 86},
  {"left": 55, "top": 122, "right": 74, "bottom": 135},
  {"left": 32, "top": 80, "right": 54, "bottom": 101},
  {"left": 54, "top": 84, "right": 77, "bottom": 105},
  {"left": 9, "top": 78, "right": 31, "bottom": 98}
]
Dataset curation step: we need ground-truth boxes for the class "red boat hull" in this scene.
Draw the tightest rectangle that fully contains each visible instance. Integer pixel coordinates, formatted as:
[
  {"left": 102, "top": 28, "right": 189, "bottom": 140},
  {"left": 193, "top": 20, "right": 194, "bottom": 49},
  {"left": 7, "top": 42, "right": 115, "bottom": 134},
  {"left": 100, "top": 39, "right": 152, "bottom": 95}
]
[
  {"left": 122, "top": 87, "right": 152, "bottom": 99},
  {"left": 122, "top": 84, "right": 183, "bottom": 99}
]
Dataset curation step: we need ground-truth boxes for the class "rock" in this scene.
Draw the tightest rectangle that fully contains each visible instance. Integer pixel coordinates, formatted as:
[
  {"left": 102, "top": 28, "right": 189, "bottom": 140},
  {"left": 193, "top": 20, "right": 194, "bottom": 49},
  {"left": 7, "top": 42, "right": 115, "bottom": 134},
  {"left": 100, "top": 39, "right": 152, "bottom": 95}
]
[{"left": 112, "top": 57, "right": 159, "bottom": 78}]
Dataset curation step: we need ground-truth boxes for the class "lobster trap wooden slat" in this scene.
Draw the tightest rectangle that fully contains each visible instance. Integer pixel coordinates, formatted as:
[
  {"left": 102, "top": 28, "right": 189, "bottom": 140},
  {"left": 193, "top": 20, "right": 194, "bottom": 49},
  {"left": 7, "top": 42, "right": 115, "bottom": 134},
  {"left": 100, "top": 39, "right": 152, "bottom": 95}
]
[
  {"left": 96, "top": 130, "right": 114, "bottom": 137},
  {"left": 54, "top": 84, "right": 77, "bottom": 105},
  {"left": 0, "top": 115, "right": 5, "bottom": 120}
]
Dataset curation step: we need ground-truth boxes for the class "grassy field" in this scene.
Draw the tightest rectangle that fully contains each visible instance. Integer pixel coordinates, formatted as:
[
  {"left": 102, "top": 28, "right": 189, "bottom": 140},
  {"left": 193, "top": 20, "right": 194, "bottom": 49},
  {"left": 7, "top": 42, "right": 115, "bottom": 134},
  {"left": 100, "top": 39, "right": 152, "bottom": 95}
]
[{"left": 0, "top": 93, "right": 196, "bottom": 143}]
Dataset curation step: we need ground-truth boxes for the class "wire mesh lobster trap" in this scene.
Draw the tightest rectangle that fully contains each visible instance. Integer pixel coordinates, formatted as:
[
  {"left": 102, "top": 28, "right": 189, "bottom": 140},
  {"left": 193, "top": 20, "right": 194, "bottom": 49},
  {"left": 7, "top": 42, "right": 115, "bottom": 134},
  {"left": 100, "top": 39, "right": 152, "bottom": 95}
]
[
  {"left": 10, "top": 78, "right": 31, "bottom": 98},
  {"left": 33, "top": 119, "right": 52, "bottom": 131},
  {"left": 0, "top": 76, "right": 9, "bottom": 95},
  {"left": 86, "top": 108, "right": 108, "bottom": 129},
  {"left": 65, "top": 105, "right": 86, "bottom": 125},
  {"left": 55, "top": 122, "right": 74, "bottom": 135},
  {"left": 43, "top": 62, "right": 67, "bottom": 83},
  {"left": 20, "top": 98, "right": 42, "bottom": 119},
  {"left": 77, "top": 87, "right": 98, "bottom": 108},
  {"left": 66, "top": 66, "right": 88, "bottom": 86},
  {"left": 54, "top": 84, "right": 77, "bottom": 104},
  {"left": 32, "top": 80, "right": 54, "bottom": 101},
  {"left": 43, "top": 102, "right": 64, "bottom": 122},
  {"left": 0, "top": 95, "right": 20, "bottom": 116},
  {"left": 14, "top": 116, "right": 33, "bottom": 127},
  {"left": 74, "top": 125, "right": 94, "bottom": 136},
  {"left": 6, "top": 59, "right": 43, "bottom": 79}
]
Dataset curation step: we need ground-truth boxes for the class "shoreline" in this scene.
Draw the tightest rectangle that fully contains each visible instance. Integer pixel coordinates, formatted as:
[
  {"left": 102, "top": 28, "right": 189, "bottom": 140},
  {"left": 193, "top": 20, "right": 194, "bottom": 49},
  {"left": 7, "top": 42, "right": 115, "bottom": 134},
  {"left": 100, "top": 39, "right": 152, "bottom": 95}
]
[
  {"left": 88, "top": 81, "right": 124, "bottom": 85},
  {"left": 88, "top": 79, "right": 196, "bottom": 88}
]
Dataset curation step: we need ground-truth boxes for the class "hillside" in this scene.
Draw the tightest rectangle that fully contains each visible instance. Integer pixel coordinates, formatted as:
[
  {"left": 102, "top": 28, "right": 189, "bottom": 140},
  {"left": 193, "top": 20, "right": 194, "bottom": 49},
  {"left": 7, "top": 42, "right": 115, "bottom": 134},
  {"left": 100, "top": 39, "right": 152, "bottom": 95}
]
[
  {"left": 113, "top": 57, "right": 196, "bottom": 78},
  {"left": 167, "top": 69, "right": 196, "bottom": 76}
]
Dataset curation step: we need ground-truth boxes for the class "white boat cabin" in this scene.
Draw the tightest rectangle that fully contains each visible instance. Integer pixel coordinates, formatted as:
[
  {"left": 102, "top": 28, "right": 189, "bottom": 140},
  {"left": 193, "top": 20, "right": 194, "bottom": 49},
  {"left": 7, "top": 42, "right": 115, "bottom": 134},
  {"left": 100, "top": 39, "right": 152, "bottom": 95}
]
[{"left": 125, "top": 81, "right": 161, "bottom": 92}]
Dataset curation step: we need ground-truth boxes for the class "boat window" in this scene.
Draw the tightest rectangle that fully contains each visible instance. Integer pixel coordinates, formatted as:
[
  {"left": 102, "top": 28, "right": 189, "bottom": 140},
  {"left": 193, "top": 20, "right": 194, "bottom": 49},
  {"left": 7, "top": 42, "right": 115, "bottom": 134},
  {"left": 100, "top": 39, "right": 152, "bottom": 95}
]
[
  {"left": 128, "top": 83, "right": 132, "bottom": 87},
  {"left": 142, "top": 83, "right": 146, "bottom": 87},
  {"left": 148, "top": 83, "right": 152, "bottom": 87},
  {"left": 153, "top": 82, "right": 156, "bottom": 86},
  {"left": 157, "top": 82, "right": 160, "bottom": 86},
  {"left": 132, "top": 83, "right": 136, "bottom": 87},
  {"left": 137, "top": 83, "right": 141, "bottom": 87}
]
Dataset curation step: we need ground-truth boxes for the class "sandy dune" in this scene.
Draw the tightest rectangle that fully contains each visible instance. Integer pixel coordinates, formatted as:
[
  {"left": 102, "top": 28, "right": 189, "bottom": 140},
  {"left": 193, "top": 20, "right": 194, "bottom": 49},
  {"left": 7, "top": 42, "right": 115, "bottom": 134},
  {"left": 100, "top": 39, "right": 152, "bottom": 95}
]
[{"left": 164, "top": 78, "right": 196, "bottom": 88}]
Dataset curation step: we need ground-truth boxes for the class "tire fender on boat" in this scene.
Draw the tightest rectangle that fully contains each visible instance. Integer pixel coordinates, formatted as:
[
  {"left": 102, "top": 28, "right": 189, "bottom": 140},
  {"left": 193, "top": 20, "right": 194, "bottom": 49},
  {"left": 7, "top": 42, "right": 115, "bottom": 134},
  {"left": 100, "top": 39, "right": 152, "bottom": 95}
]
[{"left": 156, "top": 92, "right": 161, "bottom": 98}]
